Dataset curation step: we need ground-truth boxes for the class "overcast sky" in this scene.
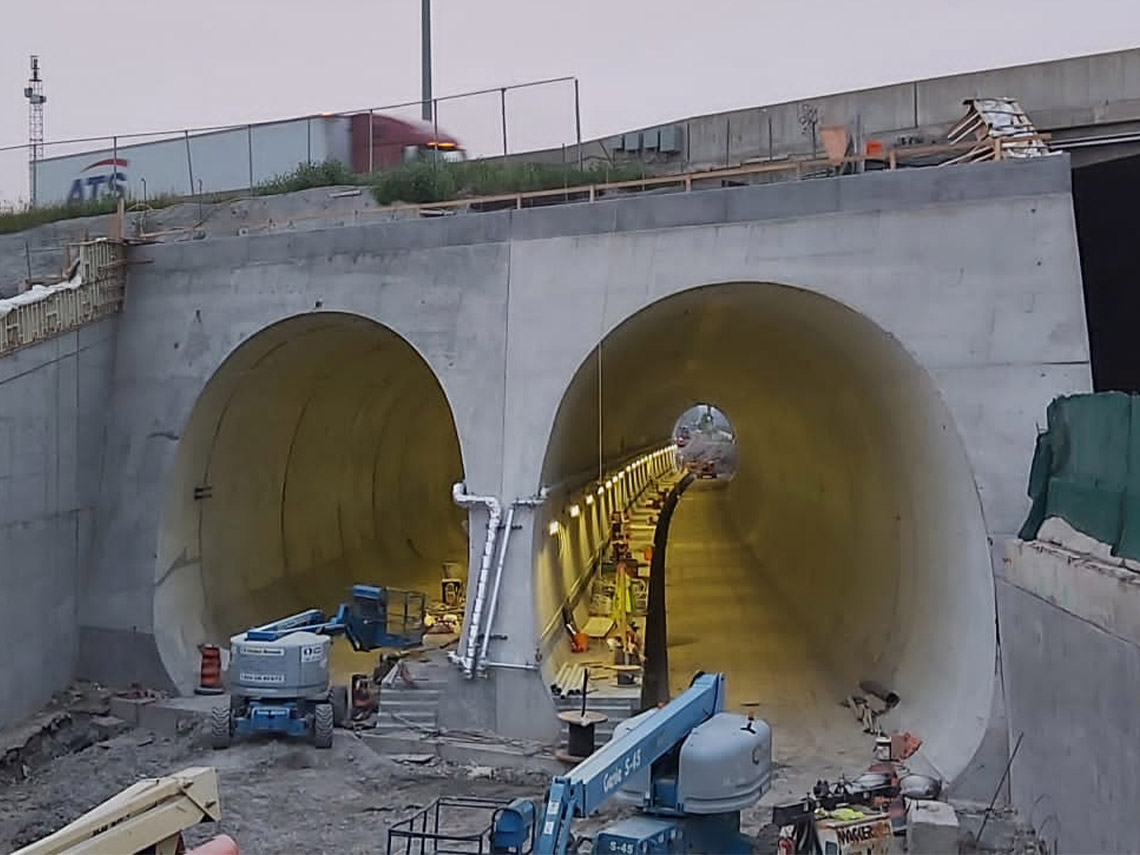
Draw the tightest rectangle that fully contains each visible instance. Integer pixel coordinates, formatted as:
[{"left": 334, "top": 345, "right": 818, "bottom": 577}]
[{"left": 1, "top": 0, "right": 1137, "bottom": 203}]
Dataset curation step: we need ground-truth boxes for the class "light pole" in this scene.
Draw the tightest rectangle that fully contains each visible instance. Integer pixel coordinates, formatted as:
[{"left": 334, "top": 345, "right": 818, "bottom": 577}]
[{"left": 421, "top": 0, "right": 432, "bottom": 123}]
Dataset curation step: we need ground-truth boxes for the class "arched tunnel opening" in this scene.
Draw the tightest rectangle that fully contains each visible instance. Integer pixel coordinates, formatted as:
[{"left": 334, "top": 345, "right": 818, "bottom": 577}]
[
  {"left": 536, "top": 282, "right": 995, "bottom": 782},
  {"left": 154, "top": 313, "right": 467, "bottom": 692}
]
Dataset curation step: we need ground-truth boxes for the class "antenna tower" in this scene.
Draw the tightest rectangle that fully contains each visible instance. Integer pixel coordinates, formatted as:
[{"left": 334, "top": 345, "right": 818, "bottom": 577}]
[{"left": 23, "top": 55, "right": 47, "bottom": 206}]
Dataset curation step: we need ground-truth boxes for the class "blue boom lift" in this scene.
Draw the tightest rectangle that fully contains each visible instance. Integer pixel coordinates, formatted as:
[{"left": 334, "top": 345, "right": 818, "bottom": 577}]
[
  {"left": 386, "top": 672, "right": 772, "bottom": 854},
  {"left": 211, "top": 584, "right": 426, "bottom": 749}
]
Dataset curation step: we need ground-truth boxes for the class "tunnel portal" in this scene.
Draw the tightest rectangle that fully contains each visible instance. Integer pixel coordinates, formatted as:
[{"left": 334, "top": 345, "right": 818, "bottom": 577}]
[
  {"left": 153, "top": 312, "right": 467, "bottom": 692},
  {"left": 536, "top": 281, "right": 996, "bottom": 782}
]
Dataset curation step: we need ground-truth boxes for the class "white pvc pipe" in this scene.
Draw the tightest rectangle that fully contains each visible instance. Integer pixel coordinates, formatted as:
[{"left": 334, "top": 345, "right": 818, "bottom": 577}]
[
  {"left": 478, "top": 504, "right": 515, "bottom": 672},
  {"left": 477, "top": 487, "right": 548, "bottom": 673},
  {"left": 450, "top": 482, "right": 502, "bottom": 677}
]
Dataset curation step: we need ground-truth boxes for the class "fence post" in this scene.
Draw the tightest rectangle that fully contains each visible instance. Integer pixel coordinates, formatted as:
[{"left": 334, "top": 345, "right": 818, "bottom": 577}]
[
  {"left": 307, "top": 118, "right": 312, "bottom": 166},
  {"left": 112, "top": 136, "right": 119, "bottom": 199},
  {"left": 368, "top": 109, "right": 374, "bottom": 174},
  {"left": 183, "top": 130, "right": 196, "bottom": 197},
  {"left": 247, "top": 124, "right": 254, "bottom": 194},
  {"left": 574, "top": 78, "right": 583, "bottom": 171},
  {"left": 433, "top": 99, "right": 440, "bottom": 167},
  {"left": 500, "top": 88, "right": 508, "bottom": 157}
]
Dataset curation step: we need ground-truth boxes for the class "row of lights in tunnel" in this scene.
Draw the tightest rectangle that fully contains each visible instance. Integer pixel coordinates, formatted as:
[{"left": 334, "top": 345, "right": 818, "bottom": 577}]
[{"left": 547, "top": 444, "right": 679, "bottom": 536}]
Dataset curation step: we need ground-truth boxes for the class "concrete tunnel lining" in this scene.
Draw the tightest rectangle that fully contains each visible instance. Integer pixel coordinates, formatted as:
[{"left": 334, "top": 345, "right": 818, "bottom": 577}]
[
  {"left": 535, "top": 281, "right": 995, "bottom": 783},
  {"left": 154, "top": 313, "right": 467, "bottom": 693}
]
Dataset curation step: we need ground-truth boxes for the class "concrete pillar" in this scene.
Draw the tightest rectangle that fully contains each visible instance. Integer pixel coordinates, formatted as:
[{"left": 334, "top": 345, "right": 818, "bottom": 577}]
[{"left": 438, "top": 504, "right": 559, "bottom": 742}]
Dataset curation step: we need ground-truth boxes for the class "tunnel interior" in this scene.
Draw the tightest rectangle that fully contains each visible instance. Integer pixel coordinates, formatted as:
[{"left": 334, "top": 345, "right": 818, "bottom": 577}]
[
  {"left": 155, "top": 313, "right": 466, "bottom": 691},
  {"left": 674, "top": 403, "right": 738, "bottom": 478},
  {"left": 536, "top": 282, "right": 995, "bottom": 781}
]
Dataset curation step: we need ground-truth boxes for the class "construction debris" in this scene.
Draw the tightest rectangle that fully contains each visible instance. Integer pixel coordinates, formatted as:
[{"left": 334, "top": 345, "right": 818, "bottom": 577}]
[
  {"left": 907, "top": 799, "right": 961, "bottom": 854},
  {"left": 943, "top": 98, "right": 1055, "bottom": 164}
]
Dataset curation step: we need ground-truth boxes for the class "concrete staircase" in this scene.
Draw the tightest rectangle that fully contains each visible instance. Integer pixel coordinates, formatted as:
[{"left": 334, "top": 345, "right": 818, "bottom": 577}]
[
  {"left": 554, "top": 693, "right": 641, "bottom": 744},
  {"left": 374, "top": 678, "right": 446, "bottom": 734}
]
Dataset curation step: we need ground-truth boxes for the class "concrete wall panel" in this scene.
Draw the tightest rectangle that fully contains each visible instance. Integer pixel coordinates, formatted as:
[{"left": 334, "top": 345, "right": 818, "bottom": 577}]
[
  {"left": 0, "top": 319, "right": 116, "bottom": 727},
  {"left": 998, "top": 568, "right": 1140, "bottom": 854}
]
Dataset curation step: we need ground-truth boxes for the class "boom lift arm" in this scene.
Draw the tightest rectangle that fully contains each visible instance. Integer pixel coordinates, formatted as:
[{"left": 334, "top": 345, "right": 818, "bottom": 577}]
[
  {"left": 242, "top": 584, "right": 426, "bottom": 651},
  {"left": 536, "top": 672, "right": 728, "bottom": 854}
]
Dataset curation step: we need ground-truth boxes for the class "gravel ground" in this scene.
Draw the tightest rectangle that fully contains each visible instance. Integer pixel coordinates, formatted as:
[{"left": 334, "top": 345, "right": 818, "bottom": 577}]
[
  {"left": 0, "top": 722, "right": 549, "bottom": 853},
  {"left": 0, "top": 690, "right": 1038, "bottom": 855},
  {"left": 0, "top": 715, "right": 792, "bottom": 854}
]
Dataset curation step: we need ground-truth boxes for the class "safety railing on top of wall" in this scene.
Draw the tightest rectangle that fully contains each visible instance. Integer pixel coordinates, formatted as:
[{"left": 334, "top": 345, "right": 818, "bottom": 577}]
[{"left": 0, "top": 238, "right": 126, "bottom": 358}]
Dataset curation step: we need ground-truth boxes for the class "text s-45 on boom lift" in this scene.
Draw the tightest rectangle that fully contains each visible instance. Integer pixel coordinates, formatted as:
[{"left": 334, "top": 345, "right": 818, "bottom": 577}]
[
  {"left": 386, "top": 672, "right": 773, "bottom": 855},
  {"left": 210, "top": 585, "right": 426, "bottom": 750}
]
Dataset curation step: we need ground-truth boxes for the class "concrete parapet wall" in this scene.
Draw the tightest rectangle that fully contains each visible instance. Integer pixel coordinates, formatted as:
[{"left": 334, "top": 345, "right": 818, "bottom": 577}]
[
  {"left": 997, "top": 538, "right": 1140, "bottom": 854},
  {"left": 496, "top": 48, "right": 1140, "bottom": 173},
  {"left": 0, "top": 318, "right": 116, "bottom": 727}
]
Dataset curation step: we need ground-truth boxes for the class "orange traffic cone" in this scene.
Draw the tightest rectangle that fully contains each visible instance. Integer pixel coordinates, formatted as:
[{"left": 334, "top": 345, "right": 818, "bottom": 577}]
[
  {"left": 195, "top": 645, "right": 224, "bottom": 695},
  {"left": 186, "top": 834, "right": 240, "bottom": 854}
]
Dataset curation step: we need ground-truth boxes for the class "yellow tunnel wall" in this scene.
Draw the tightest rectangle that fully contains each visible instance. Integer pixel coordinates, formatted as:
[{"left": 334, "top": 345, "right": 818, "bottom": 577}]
[
  {"left": 535, "top": 281, "right": 994, "bottom": 781},
  {"left": 533, "top": 446, "right": 678, "bottom": 661},
  {"left": 154, "top": 313, "right": 466, "bottom": 692}
]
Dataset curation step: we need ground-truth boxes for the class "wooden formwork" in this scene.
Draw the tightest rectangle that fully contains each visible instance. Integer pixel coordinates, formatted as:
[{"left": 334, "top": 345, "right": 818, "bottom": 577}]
[{"left": 0, "top": 239, "right": 126, "bottom": 358}]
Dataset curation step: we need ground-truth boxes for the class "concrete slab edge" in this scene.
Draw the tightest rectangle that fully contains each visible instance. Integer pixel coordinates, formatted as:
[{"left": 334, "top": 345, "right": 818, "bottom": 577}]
[{"left": 998, "top": 536, "right": 1140, "bottom": 647}]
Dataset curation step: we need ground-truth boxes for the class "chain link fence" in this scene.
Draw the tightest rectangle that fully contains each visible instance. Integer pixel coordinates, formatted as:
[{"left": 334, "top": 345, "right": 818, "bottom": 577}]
[{"left": 0, "top": 77, "right": 581, "bottom": 210}]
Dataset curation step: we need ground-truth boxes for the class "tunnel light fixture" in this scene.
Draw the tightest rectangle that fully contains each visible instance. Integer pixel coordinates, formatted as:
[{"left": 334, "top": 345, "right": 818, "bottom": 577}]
[
  {"left": 570, "top": 504, "right": 581, "bottom": 518},
  {"left": 605, "top": 480, "right": 613, "bottom": 490},
  {"left": 548, "top": 520, "right": 560, "bottom": 536},
  {"left": 597, "top": 485, "right": 605, "bottom": 495},
  {"left": 585, "top": 494, "right": 594, "bottom": 506}
]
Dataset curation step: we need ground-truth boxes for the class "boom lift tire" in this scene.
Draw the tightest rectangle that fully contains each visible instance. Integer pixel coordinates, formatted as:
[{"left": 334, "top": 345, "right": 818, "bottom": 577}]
[
  {"left": 210, "top": 706, "right": 232, "bottom": 750},
  {"left": 330, "top": 684, "right": 349, "bottom": 728},
  {"left": 313, "top": 703, "right": 334, "bottom": 749}
]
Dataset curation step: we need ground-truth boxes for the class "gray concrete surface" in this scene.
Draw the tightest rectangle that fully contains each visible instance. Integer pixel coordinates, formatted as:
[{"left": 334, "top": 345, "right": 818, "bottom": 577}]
[
  {"left": 0, "top": 186, "right": 414, "bottom": 299},
  {"left": 495, "top": 47, "right": 1140, "bottom": 173},
  {"left": 997, "top": 569, "right": 1140, "bottom": 855},
  {"left": 0, "top": 157, "right": 1090, "bottom": 783},
  {"left": 0, "top": 318, "right": 116, "bottom": 727}
]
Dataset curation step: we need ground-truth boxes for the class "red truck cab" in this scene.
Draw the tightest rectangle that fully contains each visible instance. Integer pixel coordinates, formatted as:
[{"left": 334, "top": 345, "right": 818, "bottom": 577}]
[{"left": 350, "top": 113, "right": 465, "bottom": 172}]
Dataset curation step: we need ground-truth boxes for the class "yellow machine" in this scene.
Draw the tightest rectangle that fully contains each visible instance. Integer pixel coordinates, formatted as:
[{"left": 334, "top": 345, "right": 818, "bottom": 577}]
[{"left": 13, "top": 766, "right": 232, "bottom": 855}]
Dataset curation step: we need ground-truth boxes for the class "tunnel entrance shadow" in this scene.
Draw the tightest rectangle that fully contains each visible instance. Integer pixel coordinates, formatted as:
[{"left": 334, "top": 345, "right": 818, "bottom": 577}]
[
  {"left": 153, "top": 312, "right": 467, "bottom": 693},
  {"left": 536, "top": 281, "right": 995, "bottom": 783}
]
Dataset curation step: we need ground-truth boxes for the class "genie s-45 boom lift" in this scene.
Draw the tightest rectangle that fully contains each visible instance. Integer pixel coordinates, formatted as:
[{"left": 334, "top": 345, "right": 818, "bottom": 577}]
[
  {"left": 211, "top": 585, "right": 425, "bottom": 749},
  {"left": 388, "top": 672, "right": 771, "bottom": 854}
]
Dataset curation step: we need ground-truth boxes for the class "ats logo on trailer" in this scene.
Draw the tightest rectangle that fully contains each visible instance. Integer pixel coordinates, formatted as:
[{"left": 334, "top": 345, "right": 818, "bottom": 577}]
[{"left": 67, "top": 157, "right": 129, "bottom": 204}]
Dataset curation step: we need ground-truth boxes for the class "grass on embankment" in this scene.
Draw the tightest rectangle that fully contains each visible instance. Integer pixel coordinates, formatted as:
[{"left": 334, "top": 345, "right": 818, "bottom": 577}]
[{"left": 0, "top": 159, "right": 649, "bottom": 235}]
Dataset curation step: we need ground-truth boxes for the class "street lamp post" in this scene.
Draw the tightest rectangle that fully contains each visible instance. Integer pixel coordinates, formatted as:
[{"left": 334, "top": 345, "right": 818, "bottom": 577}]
[{"left": 421, "top": 0, "right": 432, "bottom": 123}]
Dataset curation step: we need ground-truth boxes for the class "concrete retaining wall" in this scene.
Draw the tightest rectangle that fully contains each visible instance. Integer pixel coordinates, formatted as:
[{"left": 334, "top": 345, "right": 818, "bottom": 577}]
[
  {"left": 998, "top": 537, "right": 1140, "bottom": 854},
  {"left": 0, "top": 318, "right": 116, "bottom": 727},
  {"left": 499, "top": 48, "right": 1140, "bottom": 173}
]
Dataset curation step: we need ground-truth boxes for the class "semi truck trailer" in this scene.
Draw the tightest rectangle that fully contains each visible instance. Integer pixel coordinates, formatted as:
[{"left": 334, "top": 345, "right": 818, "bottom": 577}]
[{"left": 34, "top": 112, "right": 464, "bottom": 206}]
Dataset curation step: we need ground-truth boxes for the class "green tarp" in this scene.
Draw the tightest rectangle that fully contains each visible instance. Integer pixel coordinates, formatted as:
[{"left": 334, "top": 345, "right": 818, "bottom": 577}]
[{"left": 1019, "top": 392, "right": 1140, "bottom": 560}]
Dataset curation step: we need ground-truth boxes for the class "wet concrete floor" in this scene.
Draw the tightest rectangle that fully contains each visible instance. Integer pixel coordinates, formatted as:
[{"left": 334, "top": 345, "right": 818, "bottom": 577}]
[{"left": 663, "top": 478, "right": 869, "bottom": 793}]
